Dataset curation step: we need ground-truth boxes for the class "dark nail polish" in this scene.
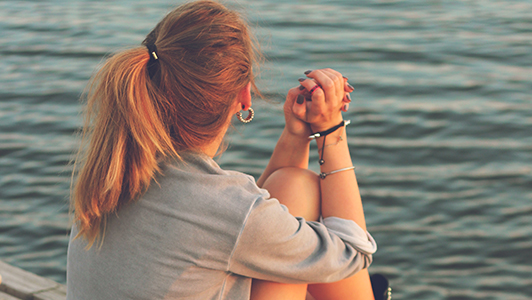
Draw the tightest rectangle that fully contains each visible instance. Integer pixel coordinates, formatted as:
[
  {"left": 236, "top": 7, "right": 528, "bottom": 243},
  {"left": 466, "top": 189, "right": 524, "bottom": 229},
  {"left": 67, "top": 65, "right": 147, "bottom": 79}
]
[
  {"left": 296, "top": 94, "right": 305, "bottom": 104},
  {"left": 298, "top": 77, "right": 306, "bottom": 82},
  {"left": 304, "top": 70, "right": 313, "bottom": 75},
  {"left": 299, "top": 85, "right": 306, "bottom": 90},
  {"left": 347, "top": 83, "right": 355, "bottom": 90},
  {"left": 346, "top": 93, "right": 352, "bottom": 102},
  {"left": 343, "top": 76, "right": 348, "bottom": 80},
  {"left": 242, "top": 104, "right": 245, "bottom": 110},
  {"left": 344, "top": 104, "right": 349, "bottom": 111}
]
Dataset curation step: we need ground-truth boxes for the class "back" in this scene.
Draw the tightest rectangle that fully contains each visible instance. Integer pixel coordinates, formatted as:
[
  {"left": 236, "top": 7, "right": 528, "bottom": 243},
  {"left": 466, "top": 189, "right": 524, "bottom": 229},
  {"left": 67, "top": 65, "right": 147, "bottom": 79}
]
[{"left": 66, "top": 152, "right": 264, "bottom": 300}]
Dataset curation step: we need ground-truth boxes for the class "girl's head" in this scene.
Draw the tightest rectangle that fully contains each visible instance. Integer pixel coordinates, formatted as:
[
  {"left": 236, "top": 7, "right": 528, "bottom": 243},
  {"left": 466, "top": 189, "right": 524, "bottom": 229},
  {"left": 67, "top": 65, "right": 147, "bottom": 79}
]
[
  {"left": 73, "top": 0, "right": 261, "bottom": 247},
  {"left": 142, "top": 0, "right": 260, "bottom": 148}
]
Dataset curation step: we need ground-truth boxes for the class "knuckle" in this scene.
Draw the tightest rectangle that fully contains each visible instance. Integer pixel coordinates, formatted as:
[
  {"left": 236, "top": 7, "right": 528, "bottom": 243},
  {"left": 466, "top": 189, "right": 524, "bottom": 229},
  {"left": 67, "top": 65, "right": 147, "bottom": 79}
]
[
  {"left": 322, "top": 80, "right": 334, "bottom": 89},
  {"left": 303, "top": 79, "right": 314, "bottom": 88},
  {"left": 287, "top": 88, "right": 298, "bottom": 96}
]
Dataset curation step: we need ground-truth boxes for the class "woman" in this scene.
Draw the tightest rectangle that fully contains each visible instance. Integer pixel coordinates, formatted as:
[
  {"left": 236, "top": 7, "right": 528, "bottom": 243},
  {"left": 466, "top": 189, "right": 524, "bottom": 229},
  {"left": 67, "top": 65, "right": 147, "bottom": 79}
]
[{"left": 67, "top": 1, "right": 381, "bottom": 299}]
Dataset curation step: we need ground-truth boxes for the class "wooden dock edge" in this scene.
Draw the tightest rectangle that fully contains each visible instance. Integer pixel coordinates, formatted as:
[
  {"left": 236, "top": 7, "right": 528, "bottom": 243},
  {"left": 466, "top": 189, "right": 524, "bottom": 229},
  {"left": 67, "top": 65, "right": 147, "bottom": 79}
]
[{"left": 0, "top": 260, "right": 66, "bottom": 300}]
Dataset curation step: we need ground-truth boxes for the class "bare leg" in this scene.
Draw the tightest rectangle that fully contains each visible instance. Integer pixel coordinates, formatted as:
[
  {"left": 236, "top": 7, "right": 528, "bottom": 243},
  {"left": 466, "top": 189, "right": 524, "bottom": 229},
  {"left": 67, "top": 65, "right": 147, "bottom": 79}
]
[
  {"left": 251, "top": 167, "right": 320, "bottom": 300},
  {"left": 250, "top": 167, "right": 375, "bottom": 300},
  {"left": 308, "top": 269, "right": 375, "bottom": 300}
]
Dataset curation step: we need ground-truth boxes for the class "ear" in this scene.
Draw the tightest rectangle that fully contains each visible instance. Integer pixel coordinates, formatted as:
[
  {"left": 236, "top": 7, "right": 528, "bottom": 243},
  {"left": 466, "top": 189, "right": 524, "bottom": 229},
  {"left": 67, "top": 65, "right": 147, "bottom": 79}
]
[{"left": 236, "top": 82, "right": 252, "bottom": 112}]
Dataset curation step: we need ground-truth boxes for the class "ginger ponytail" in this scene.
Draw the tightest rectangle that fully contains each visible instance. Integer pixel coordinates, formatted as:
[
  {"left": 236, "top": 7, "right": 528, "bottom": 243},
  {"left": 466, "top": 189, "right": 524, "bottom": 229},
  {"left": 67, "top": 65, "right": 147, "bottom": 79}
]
[
  {"left": 73, "top": 48, "right": 177, "bottom": 247},
  {"left": 72, "top": 0, "right": 261, "bottom": 248}
]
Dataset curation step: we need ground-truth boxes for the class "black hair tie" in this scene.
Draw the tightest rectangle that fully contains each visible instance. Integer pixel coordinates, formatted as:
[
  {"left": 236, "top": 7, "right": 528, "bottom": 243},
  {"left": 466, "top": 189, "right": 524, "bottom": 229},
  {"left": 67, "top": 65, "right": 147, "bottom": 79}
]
[
  {"left": 146, "top": 44, "right": 159, "bottom": 61},
  {"left": 146, "top": 43, "right": 159, "bottom": 79}
]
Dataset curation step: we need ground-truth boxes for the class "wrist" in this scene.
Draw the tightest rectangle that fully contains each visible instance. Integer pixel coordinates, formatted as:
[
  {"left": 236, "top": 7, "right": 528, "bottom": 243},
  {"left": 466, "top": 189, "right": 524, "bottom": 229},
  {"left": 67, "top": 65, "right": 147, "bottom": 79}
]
[
  {"left": 282, "top": 127, "right": 312, "bottom": 144},
  {"left": 275, "top": 128, "right": 311, "bottom": 168},
  {"left": 310, "top": 116, "right": 344, "bottom": 133},
  {"left": 309, "top": 120, "right": 349, "bottom": 139},
  {"left": 313, "top": 122, "right": 349, "bottom": 167}
]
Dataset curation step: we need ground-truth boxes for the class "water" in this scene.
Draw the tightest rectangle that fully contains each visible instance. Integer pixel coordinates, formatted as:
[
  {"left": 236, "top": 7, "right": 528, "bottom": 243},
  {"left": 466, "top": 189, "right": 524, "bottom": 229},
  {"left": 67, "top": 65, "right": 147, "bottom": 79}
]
[{"left": 1, "top": 0, "right": 531, "bottom": 299}]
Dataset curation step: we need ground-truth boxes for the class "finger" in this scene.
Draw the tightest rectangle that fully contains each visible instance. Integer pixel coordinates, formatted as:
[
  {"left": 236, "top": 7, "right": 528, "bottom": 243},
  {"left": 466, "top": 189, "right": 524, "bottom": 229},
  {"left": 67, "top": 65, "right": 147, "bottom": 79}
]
[
  {"left": 309, "top": 69, "right": 344, "bottom": 113},
  {"left": 306, "top": 69, "right": 343, "bottom": 105},
  {"left": 321, "top": 68, "right": 345, "bottom": 101},
  {"left": 287, "top": 86, "right": 301, "bottom": 98},
  {"left": 341, "top": 102, "right": 349, "bottom": 112},
  {"left": 298, "top": 78, "right": 318, "bottom": 101},
  {"left": 298, "top": 77, "right": 319, "bottom": 87},
  {"left": 304, "top": 70, "right": 333, "bottom": 106},
  {"left": 286, "top": 86, "right": 309, "bottom": 122},
  {"left": 292, "top": 93, "right": 308, "bottom": 121},
  {"left": 341, "top": 76, "right": 355, "bottom": 93},
  {"left": 299, "top": 84, "right": 312, "bottom": 101},
  {"left": 328, "top": 71, "right": 354, "bottom": 110},
  {"left": 345, "top": 81, "right": 355, "bottom": 93},
  {"left": 285, "top": 86, "right": 301, "bottom": 105},
  {"left": 284, "top": 86, "right": 301, "bottom": 112},
  {"left": 344, "top": 93, "right": 352, "bottom": 103},
  {"left": 322, "top": 69, "right": 352, "bottom": 111},
  {"left": 299, "top": 76, "right": 325, "bottom": 111}
]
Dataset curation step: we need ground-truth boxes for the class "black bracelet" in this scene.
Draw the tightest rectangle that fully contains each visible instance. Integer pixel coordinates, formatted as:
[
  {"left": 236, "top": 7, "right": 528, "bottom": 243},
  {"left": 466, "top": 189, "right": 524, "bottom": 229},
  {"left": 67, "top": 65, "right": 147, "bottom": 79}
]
[
  {"left": 308, "top": 120, "right": 350, "bottom": 139},
  {"left": 309, "top": 120, "right": 351, "bottom": 165}
]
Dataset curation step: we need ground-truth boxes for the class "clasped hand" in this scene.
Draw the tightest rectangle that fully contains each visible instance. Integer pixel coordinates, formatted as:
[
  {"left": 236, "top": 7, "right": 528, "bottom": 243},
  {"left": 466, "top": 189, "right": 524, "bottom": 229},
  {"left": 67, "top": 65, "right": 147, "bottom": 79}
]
[{"left": 284, "top": 68, "right": 354, "bottom": 138}]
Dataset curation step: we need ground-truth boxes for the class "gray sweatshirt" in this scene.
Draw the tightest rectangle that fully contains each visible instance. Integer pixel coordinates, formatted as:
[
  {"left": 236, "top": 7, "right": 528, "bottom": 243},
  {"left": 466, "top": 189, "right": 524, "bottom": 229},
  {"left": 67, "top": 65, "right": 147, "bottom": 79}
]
[{"left": 66, "top": 152, "right": 377, "bottom": 300}]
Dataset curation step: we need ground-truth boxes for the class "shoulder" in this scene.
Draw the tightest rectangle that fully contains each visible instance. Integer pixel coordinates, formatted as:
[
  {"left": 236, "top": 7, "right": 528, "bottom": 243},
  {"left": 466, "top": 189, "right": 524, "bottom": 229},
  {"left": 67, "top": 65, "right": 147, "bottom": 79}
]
[
  {"left": 160, "top": 152, "right": 269, "bottom": 200},
  {"left": 149, "top": 152, "right": 272, "bottom": 226}
]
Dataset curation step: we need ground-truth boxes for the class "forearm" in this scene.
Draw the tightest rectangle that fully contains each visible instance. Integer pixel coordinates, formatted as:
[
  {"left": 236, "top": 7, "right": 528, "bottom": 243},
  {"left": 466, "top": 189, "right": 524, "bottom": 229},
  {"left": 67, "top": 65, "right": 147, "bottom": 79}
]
[
  {"left": 257, "top": 128, "right": 310, "bottom": 188},
  {"left": 315, "top": 129, "right": 367, "bottom": 231}
]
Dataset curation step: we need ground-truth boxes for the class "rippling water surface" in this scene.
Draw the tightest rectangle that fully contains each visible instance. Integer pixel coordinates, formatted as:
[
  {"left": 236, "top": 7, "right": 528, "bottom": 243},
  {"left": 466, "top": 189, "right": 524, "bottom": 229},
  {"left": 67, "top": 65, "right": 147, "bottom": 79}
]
[{"left": 1, "top": 1, "right": 531, "bottom": 299}]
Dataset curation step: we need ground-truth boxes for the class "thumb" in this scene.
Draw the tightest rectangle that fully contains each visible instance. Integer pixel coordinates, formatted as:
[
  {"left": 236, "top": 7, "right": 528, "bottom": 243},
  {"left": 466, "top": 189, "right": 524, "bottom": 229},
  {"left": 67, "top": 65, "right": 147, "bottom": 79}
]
[{"left": 292, "top": 94, "right": 307, "bottom": 121}]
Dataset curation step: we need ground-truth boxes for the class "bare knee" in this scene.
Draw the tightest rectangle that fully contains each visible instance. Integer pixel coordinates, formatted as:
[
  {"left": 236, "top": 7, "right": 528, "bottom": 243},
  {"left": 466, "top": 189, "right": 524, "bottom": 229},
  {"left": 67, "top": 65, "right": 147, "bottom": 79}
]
[{"left": 262, "top": 167, "right": 321, "bottom": 221}]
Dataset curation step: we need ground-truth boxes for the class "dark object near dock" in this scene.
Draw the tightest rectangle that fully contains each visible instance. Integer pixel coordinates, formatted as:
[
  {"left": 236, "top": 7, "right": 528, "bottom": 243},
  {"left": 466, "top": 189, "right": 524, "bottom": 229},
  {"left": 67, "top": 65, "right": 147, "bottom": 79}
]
[{"left": 0, "top": 260, "right": 66, "bottom": 300}]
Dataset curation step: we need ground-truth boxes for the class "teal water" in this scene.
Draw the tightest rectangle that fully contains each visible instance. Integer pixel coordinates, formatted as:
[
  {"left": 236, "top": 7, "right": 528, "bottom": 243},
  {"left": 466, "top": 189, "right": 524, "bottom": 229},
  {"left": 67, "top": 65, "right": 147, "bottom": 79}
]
[{"left": 1, "top": 1, "right": 531, "bottom": 299}]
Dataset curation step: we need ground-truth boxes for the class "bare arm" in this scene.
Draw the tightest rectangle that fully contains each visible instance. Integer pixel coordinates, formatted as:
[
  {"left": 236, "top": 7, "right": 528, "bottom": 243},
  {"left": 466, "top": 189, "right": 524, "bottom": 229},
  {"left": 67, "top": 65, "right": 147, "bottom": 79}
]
[
  {"left": 260, "top": 68, "right": 366, "bottom": 230},
  {"left": 297, "top": 68, "right": 367, "bottom": 230},
  {"left": 313, "top": 128, "right": 366, "bottom": 230},
  {"left": 257, "top": 87, "right": 312, "bottom": 187}
]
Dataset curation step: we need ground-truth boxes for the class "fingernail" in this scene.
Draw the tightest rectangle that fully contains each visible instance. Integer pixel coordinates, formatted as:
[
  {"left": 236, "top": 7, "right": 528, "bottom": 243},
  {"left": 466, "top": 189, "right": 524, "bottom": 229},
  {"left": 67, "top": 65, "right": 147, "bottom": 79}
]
[
  {"left": 343, "top": 104, "right": 349, "bottom": 111},
  {"left": 296, "top": 94, "right": 305, "bottom": 104},
  {"left": 304, "top": 70, "right": 313, "bottom": 75},
  {"left": 343, "top": 76, "right": 348, "bottom": 80},
  {"left": 241, "top": 104, "right": 245, "bottom": 110},
  {"left": 346, "top": 93, "right": 352, "bottom": 102},
  {"left": 347, "top": 83, "right": 355, "bottom": 91},
  {"left": 299, "top": 85, "right": 306, "bottom": 90},
  {"left": 298, "top": 77, "right": 306, "bottom": 82}
]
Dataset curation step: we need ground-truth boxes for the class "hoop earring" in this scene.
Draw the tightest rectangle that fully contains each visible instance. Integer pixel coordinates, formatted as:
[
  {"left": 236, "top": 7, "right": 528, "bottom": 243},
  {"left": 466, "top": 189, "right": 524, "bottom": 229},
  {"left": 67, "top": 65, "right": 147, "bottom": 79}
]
[{"left": 236, "top": 107, "right": 254, "bottom": 123}]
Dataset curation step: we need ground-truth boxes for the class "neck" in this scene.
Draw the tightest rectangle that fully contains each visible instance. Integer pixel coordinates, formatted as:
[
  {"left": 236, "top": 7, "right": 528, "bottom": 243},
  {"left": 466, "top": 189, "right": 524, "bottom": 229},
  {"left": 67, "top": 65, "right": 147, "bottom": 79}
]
[
  {"left": 201, "top": 100, "right": 241, "bottom": 158},
  {"left": 200, "top": 125, "right": 230, "bottom": 158}
]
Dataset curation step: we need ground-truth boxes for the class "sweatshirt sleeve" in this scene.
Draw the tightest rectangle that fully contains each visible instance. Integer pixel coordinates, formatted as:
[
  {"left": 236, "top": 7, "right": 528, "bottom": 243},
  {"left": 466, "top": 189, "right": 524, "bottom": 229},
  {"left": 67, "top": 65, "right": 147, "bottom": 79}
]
[{"left": 227, "top": 196, "right": 377, "bottom": 284}]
